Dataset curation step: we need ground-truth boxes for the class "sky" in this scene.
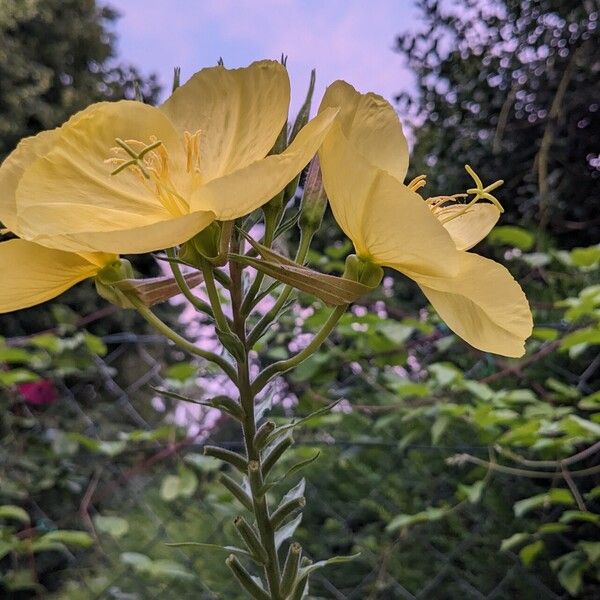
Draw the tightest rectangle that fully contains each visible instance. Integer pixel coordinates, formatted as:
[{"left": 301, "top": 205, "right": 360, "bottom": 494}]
[{"left": 110, "top": 0, "right": 419, "bottom": 114}]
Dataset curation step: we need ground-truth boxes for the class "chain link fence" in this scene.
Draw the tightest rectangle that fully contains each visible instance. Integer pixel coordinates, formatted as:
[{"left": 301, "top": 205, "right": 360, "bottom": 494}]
[{"left": 3, "top": 327, "right": 593, "bottom": 599}]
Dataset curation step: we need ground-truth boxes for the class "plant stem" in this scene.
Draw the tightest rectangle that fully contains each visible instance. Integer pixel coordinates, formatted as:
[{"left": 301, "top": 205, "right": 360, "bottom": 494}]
[
  {"left": 165, "top": 247, "right": 214, "bottom": 316},
  {"left": 200, "top": 257, "right": 232, "bottom": 335},
  {"left": 247, "top": 230, "right": 313, "bottom": 348},
  {"left": 126, "top": 293, "right": 237, "bottom": 382},
  {"left": 230, "top": 236, "right": 283, "bottom": 600},
  {"left": 241, "top": 216, "right": 277, "bottom": 316},
  {"left": 252, "top": 304, "right": 347, "bottom": 395}
]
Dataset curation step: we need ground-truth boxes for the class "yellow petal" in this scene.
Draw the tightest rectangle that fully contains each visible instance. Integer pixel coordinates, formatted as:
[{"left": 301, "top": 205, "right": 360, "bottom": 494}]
[
  {"left": 0, "top": 239, "right": 111, "bottom": 313},
  {"left": 0, "top": 128, "right": 59, "bottom": 233},
  {"left": 25, "top": 210, "right": 215, "bottom": 254},
  {"left": 412, "top": 253, "right": 533, "bottom": 357},
  {"left": 434, "top": 203, "right": 501, "bottom": 251},
  {"left": 161, "top": 60, "right": 290, "bottom": 181},
  {"left": 191, "top": 107, "right": 338, "bottom": 220},
  {"left": 320, "top": 124, "right": 459, "bottom": 277},
  {"left": 319, "top": 80, "right": 409, "bottom": 183},
  {"left": 16, "top": 101, "right": 185, "bottom": 241}
]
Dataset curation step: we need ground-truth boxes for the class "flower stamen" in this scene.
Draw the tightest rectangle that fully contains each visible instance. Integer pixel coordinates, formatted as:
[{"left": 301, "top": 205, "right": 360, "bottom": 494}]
[
  {"left": 408, "top": 174, "right": 427, "bottom": 192},
  {"left": 106, "top": 136, "right": 188, "bottom": 216}
]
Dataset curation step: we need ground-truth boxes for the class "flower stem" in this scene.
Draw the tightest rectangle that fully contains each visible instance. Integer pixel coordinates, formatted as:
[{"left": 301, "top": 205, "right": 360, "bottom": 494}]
[
  {"left": 252, "top": 304, "right": 347, "bottom": 394},
  {"left": 241, "top": 216, "right": 277, "bottom": 316},
  {"left": 247, "top": 230, "right": 313, "bottom": 348},
  {"left": 200, "top": 257, "right": 233, "bottom": 335},
  {"left": 126, "top": 293, "right": 237, "bottom": 382},
  {"left": 165, "top": 247, "right": 213, "bottom": 315},
  {"left": 230, "top": 237, "right": 283, "bottom": 599}
]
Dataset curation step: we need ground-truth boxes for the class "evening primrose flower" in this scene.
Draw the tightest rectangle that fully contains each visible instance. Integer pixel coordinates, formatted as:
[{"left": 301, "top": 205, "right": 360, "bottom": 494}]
[
  {"left": 0, "top": 239, "right": 116, "bottom": 313},
  {"left": 318, "top": 81, "right": 532, "bottom": 357},
  {"left": 2, "top": 60, "right": 337, "bottom": 254}
]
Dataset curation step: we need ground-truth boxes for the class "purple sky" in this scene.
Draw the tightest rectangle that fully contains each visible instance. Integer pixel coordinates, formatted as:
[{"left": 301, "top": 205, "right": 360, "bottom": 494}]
[{"left": 110, "top": 0, "right": 419, "bottom": 114}]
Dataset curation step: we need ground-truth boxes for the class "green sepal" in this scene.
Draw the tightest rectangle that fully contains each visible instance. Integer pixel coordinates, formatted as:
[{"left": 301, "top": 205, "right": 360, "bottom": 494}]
[
  {"left": 203, "top": 446, "right": 247, "bottom": 473},
  {"left": 271, "top": 496, "right": 306, "bottom": 530},
  {"left": 262, "top": 435, "right": 294, "bottom": 477},
  {"left": 226, "top": 554, "right": 271, "bottom": 600},
  {"left": 230, "top": 236, "right": 375, "bottom": 306},
  {"left": 219, "top": 473, "right": 253, "bottom": 512},
  {"left": 180, "top": 222, "right": 221, "bottom": 266},
  {"left": 112, "top": 272, "right": 203, "bottom": 307},
  {"left": 95, "top": 258, "right": 135, "bottom": 308},
  {"left": 233, "top": 516, "right": 268, "bottom": 564},
  {"left": 280, "top": 542, "right": 302, "bottom": 597},
  {"left": 343, "top": 254, "right": 384, "bottom": 287}
]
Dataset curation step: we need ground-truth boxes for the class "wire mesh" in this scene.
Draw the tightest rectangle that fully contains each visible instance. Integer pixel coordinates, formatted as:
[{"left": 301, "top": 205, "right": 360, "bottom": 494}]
[{"left": 3, "top": 330, "right": 595, "bottom": 599}]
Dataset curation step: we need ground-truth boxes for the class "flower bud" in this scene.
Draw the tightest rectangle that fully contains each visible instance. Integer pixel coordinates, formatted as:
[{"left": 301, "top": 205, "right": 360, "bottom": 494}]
[
  {"left": 180, "top": 222, "right": 221, "bottom": 266},
  {"left": 94, "top": 258, "right": 136, "bottom": 308},
  {"left": 343, "top": 254, "right": 384, "bottom": 288},
  {"left": 299, "top": 157, "right": 327, "bottom": 235}
]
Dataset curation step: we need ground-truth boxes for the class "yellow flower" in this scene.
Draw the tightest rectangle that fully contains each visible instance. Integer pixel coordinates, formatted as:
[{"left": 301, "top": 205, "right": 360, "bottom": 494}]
[
  {"left": 319, "top": 81, "right": 532, "bottom": 357},
  {"left": 1, "top": 60, "right": 337, "bottom": 254},
  {"left": 0, "top": 239, "right": 116, "bottom": 313}
]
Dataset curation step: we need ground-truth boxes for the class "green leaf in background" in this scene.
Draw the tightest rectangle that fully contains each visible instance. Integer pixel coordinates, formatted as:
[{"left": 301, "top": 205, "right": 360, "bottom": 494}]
[
  {"left": 513, "top": 489, "right": 574, "bottom": 518},
  {"left": 431, "top": 415, "right": 450, "bottom": 444},
  {"left": 552, "top": 552, "right": 586, "bottom": 596},
  {"left": 386, "top": 507, "right": 447, "bottom": 533},
  {"left": 519, "top": 540, "right": 544, "bottom": 566},
  {"left": 38, "top": 530, "right": 94, "bottom": 548},
  {"left": 93, "top": 515, "right": 129, "bottom": 538},
  {"left": 83, "top": 332, "right": 107, "bottom": 356},
  {"left": 559, "top": 511, "right": 600, "bottom": 525},
  {"left": 531, "top": 327, "right": 559, "bottom": 342},
  {"left": 559, "top": 326, "right": 600, "bottom": 356},
  {"left": 160, "top": 468, "right": 198, "bottom": 501},
  {"left": 579, "top": 541, "right": 600, "bottom": 564},
  {"left": 428, "top": 362, "right": 461, "bottom": 387},
  {"left": 458, "top": 480, "right": 485, "bottom": 504},
  {"left": 488, "top": 226, "right": 535, "bottom": 251},
  {"left": 570, "top": 245, "right": 600, "bottom": 268},
  {"left": 0, "top": 369, "right": 40, "bottom": 386},
  {"left": 184, "top": 454, "right": 223, "bottom": 472},
  {"left": 500, "top": 532, "right": 531, "bottom": 552},
  {"left": 0, "top": 346, "right": 34, "bottom": 364},
  {"left": 165, "top": 362, "right": 197, "bottom": 382},
  {"left": 0, "top": 505, "right": 30, "bottom": 524}
]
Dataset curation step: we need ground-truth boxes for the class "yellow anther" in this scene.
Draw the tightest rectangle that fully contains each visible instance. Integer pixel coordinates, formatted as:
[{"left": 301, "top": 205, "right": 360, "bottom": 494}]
[{"left": 408, "top": 174, "right": 427, "bottom": 192}]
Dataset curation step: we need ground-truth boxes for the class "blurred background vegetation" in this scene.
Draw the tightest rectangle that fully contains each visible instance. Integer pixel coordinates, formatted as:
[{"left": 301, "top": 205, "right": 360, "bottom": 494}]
[{"left": 0, "top": 0, "right": 598, "bottom": 598}]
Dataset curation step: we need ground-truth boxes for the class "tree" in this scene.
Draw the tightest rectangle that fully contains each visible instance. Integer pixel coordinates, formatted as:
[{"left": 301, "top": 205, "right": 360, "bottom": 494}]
[
  {"left": 0, "top": 0, "right": 160, "bottom": 160},
  {"left": 396, "top": 0, "right": 599, "bottom": 247}
]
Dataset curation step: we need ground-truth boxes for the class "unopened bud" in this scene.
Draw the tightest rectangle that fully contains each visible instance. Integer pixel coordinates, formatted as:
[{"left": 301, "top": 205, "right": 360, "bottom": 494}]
[
  {"left": 94, "top": 259, "right": 136, "bottom": 308},
  {"left": 180, "top": 222, "right": 221, "bottom": 266},
  {"left": 299, "top": 157, "right": 327, "bottom": 234},
  {"left": 343, "top": 254, "right": 384, "bottom": 288}
]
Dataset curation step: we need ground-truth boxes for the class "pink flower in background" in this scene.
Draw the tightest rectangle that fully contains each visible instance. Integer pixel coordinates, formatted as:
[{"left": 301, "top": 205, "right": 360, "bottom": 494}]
[{"left": 18, "top": 380, "right": 58, "bottom": 407}]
